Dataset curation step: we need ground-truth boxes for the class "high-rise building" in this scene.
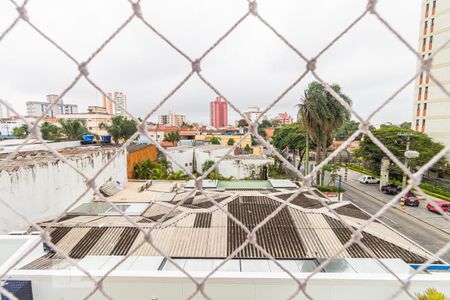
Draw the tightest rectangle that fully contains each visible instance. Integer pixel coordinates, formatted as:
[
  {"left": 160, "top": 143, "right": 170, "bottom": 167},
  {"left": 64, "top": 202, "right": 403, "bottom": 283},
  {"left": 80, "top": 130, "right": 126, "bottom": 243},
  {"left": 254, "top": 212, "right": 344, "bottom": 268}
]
[
  {"left": 26, "top": 97, "right": 78, "bottom": 117},
  {"left": 210, "top": 96, "right": 228, "bottom": 128},
  {"left": 158, "top": 112, "right": 186, "bottom": 127},
  {"left": 102, "top": 91, "right": 127, "bottom": 116},
  {"left": 273, "top": 112, "right": 294, "bottom": 125},
  {"left": 46, "top": 94, "right": 63, "bottom": 105},
  {"left": 412, "top": 0, "right": 450, "bottom": 149}
]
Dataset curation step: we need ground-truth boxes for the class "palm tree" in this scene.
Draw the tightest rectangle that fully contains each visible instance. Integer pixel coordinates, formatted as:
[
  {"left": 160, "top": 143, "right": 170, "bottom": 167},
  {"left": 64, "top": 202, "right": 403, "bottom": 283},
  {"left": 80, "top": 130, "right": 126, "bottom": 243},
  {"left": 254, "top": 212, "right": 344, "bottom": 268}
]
[
  {"left": 59, "top": 119, "right": 89, "bottom": 140},
  {"left": 163, "top": 131, "right": 181, "bottom": 146},
  {"left": 100, "top": 116, "right": 137, "bottom": 144},
  {"left": 12, "top": 124, "right": 28, "bottom": 139},
  {"left": 298, "top": 81, "right": 351, "bottom": 185}
]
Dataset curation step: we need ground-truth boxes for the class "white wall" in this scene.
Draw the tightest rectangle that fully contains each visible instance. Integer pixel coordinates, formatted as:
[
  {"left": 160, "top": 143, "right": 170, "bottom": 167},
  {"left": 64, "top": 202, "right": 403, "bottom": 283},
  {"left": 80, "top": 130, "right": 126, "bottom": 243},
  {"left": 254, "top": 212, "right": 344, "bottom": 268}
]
[
  {"left": 195, "top": 147, "right": 231, "bottom": 174},
  {"left": 0, "top": 149, "right": 127, "bottom": 233},
  {"left": 7, "top": 271, "right": 450, "bottom": 300},
  {"left": 165, "top": 148, "right": 195, "bottom": 173},
  {"left": 218, "top": 158, "right": 273, "bottom": 180}
]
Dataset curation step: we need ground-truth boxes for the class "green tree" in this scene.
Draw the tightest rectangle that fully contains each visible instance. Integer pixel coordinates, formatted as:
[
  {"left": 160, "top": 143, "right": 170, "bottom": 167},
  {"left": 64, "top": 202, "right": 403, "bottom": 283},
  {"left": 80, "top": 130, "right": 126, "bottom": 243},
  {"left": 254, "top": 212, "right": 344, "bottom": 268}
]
[
  {"left": 272, "top": 123, "right": 309, "bottom": 168},
  {"left": 298, "top": 81, "right": 352, "bottom": 184},
  {"left": 59, "top": 119, "right": 89, "bottom": 140},
  {"left": 237, "top": 119, "right": 248, "bottom": 128},
  {"left": 227, "top": 138, "right": 235, "bottom": 146},
  {"left": 163, "top": 131, "right": 181, "bottom": 146},
  {"left": 40, "top": 122, "right": 61, "bottom": 141},
  {"left": 100, "top": 116, "right": 137, "bottom": 144},
  {"left": 355, "top": 125, "right": 447, "bottom": 176},
  {"left": 272, "top": 119, "right": 282, "bottom": 128},
  {"left": 202, "top": 160, "right": 216, "bottom": 173},
  {"left": 334, "top": 119, "right": 360, "bottom": 141},
  {"left": 210, "top": 136, "right": 221, "bottom": 145},
  {"left": 259, "top": 119, "right": 272, "bottom": 128},
  {"left": 399, "top": 121, "right": 412, "bottom": 129},
  {"left": 244, "top": 144, "right": 252, "bottom": 154},
  {"left": 12, "top": 124, "right": 28, "bottom": 139},
  {"left": 416, "top": 288, "right": 447, "bottom": 300}
]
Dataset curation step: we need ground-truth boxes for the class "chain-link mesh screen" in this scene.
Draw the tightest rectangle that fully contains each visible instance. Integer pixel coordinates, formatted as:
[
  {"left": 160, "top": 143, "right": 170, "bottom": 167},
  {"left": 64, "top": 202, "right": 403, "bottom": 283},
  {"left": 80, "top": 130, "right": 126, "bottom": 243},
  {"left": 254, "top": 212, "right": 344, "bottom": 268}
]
[{"left": 1, "top": 0, "right": 449, "bottom": 299}]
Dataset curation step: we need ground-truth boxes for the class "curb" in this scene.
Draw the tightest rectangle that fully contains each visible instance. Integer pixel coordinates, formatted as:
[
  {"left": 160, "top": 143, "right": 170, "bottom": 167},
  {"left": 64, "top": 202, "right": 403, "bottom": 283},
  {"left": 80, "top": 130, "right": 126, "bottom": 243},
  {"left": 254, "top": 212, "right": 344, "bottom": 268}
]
[{"left": 343, "top": 181, "right": 450, "bottom": 236}]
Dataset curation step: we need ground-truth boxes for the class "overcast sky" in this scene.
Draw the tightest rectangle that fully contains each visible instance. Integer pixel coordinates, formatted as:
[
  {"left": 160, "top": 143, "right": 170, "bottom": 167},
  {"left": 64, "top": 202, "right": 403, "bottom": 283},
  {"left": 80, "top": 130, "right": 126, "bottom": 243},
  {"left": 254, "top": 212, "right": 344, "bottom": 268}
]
[{"left": 0, "top": 0, "right": 421, "bottom": 125}]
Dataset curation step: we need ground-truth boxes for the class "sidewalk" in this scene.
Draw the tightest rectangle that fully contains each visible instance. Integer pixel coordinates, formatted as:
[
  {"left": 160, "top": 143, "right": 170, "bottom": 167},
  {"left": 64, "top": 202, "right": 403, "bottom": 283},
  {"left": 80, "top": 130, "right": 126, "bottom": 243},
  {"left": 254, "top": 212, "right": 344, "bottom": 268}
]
[{"left": 340, "top": 168, "right": 450, "bottom": 235}]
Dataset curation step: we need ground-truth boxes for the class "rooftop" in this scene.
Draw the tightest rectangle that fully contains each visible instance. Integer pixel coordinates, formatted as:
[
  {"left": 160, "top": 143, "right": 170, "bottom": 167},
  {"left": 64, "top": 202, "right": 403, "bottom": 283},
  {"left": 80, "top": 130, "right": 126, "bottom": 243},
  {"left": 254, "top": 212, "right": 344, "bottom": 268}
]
[
  {"left": 20, "top": 180, "right": 438, "bottom": 270},
  {"left": 0, "top": 145, "right": 119, "bottom": 171}
]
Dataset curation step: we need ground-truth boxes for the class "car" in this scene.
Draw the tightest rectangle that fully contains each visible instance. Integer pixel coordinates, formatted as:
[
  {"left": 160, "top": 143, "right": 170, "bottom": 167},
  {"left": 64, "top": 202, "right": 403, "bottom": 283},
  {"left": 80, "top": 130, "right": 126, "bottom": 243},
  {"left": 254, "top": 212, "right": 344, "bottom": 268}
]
[
  {"left": 426, "top": 200, "right": 450, "bottom": 214},
  {"left": 359, "top": 175, "right": 380, "bottom": 184},
  {"left": 400, "top": 192, "right": 420, "bottom": 207},
  {"left": 381, "top": 183, "right": 402, "bottom": 195}
]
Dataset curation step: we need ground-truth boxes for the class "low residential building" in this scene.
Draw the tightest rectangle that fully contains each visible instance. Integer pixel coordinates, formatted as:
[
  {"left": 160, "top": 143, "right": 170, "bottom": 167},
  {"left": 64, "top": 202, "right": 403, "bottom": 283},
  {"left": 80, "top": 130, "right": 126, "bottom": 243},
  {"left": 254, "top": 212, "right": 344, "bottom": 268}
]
[
  {"left": 164, "top": 145, "right": 272, "bottom": 179},
  {"left": 56, "top": 112, "right": 112, "bottom": 136},
  {"left": 0, "top": 116, "right": 57, "bottom": 139},
  {"left": 219, "top": 154, "right": 274, "bottom": 179},
  {"left": 243, "top": 106, "right": 267, "bottom": 122},
  {"left": 158, "top": 112, "right": 186, "bottom": 127},
  {"left": 195, "top": 134, "right": 252, "bottom": 148},
  {"left": 1, "top": 180, "right": 447, "bottom": 299},
  {"left": 26, "top": 95, "right": 78, "bottom": 117},
  {"left": 88, "top": 105, "right": 107, "bottom": 113}
]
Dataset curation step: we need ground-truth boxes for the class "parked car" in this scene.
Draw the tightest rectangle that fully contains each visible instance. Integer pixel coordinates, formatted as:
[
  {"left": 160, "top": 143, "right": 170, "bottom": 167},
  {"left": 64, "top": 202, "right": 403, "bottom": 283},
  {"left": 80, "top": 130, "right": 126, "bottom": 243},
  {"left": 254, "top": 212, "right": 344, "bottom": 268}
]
[
  {"left": 400, "top": 192, "right": 420, "bottom": 207},
  {"left": 426, "top": 200, "right": 450, "bottom": 214},
  {"left": 381, "top": 184, "right": 402, "bottom": 195},
  {"left": 359, "top": 175, "right": 380, "bottom": 184}
]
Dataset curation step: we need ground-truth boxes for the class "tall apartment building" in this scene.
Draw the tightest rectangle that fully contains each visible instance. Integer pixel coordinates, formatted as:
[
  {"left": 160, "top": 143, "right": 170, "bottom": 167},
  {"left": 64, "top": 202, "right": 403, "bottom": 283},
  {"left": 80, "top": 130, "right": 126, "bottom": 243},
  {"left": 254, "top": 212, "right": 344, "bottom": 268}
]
[
  {"left": 210, "top": 96, "right": 228, "bottom": 128},
  {"left": 26, "top": 94, "right": 78, "bottom": 117},
  {"left": 102, "top": 91, "right": 127, "bottom": 116},
  {"left": 158, "top": 112, "right": 186, "bottom": 127},
  {"left": 413, "top": 0, "right": 450, "bottom": 149}
]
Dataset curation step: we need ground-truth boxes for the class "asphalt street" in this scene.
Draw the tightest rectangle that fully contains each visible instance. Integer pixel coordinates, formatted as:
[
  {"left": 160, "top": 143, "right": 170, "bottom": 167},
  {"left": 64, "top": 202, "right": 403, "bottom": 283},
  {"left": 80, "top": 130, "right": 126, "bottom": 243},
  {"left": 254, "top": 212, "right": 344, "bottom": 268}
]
[{"left": 343, "top": 182, "right": 450, "bottom": 263}]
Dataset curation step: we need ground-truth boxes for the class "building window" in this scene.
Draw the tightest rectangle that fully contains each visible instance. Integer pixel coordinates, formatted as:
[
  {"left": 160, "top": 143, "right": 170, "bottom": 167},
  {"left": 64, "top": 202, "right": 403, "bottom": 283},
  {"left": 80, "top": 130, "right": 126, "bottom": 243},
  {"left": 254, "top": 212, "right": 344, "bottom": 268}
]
[
  {"left": 431, "top": 18, "right": 435, "bottom": 33},
  {"left": 423, "top": 103, "right": 427, "bottom": 116},
  {"left": 422, "top": 38, "right": 427, "bottom": 52},
  {"left": 424, "top": 86, "right": 429, "bottom": 100},
  {"left": 419, "top": 72, "right": 424, "bottom": 84},
  {"left": 421, "top": 119, "right": 426, "bottom": 133},
  {"left": 423, "top": 21, "right": 428, "bottom": 35},
  {"left": 425, "top": 3, "right": 430, "bottom": 17},
  {"left": 415, "top": 119, "right": 420, "bottom": 132},
  {"left": 418, "top": 87, "right": 422, "bottom": 100},
  {"left": 429, "top": 36, "right": 433, "bottom": 50},
  {"left": 432, "top": 0, "right": 436, "bottom": 15},
  {"left": 416, "top": 104, "right": 421, "bottom": 116}
]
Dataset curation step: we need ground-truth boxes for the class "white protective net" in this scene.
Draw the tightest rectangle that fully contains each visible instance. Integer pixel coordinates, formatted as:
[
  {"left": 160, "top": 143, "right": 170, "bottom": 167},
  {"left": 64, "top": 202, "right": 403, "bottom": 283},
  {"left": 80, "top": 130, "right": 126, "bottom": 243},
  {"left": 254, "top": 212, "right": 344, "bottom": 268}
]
[{"left": 0, "top": 0, "right": 449, "bottom": 299}]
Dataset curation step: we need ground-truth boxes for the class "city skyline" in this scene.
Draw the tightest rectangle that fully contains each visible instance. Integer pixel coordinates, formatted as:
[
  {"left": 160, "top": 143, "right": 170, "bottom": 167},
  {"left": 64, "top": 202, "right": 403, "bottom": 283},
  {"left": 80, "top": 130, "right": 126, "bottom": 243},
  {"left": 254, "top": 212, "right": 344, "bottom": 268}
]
[{"left": 0, "top": 0, "right": 421, "bottom": 126}]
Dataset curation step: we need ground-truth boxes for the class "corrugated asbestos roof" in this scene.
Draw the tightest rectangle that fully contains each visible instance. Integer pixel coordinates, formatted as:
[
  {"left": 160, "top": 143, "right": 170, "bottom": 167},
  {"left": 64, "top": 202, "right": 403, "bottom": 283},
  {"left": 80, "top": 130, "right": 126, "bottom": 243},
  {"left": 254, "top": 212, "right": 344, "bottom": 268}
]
[
  {"left": 28, "top": 192, "right": 435, "bottom": 270},
  {"left": 27, "top": 186, "right": 441, "bottom": 271}
]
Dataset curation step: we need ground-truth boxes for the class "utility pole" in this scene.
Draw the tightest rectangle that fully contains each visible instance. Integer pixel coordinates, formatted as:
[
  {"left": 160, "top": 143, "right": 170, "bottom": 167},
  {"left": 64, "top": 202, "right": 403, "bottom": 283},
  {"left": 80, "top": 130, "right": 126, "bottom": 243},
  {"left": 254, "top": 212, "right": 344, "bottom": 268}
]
[
  {"left": 401, "top": 136, "right": 410, "bottom": 190},
  {"left": 397, "top": 132, "right": 418, "bottom": 190},
  {"left": 304, "top": 134, "right": 309, "bottom": 175}
]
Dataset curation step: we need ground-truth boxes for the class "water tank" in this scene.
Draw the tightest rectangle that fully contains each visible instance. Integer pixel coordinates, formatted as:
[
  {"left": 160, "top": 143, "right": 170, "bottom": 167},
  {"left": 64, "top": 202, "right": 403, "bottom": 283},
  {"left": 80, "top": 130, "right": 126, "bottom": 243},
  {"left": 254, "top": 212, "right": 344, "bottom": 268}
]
[
  {"left": 82, "top": 134, "right": 94, "bottom": 143},
  {"left": 101, "top": 135, "right": 112, "bottom": 143}
]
